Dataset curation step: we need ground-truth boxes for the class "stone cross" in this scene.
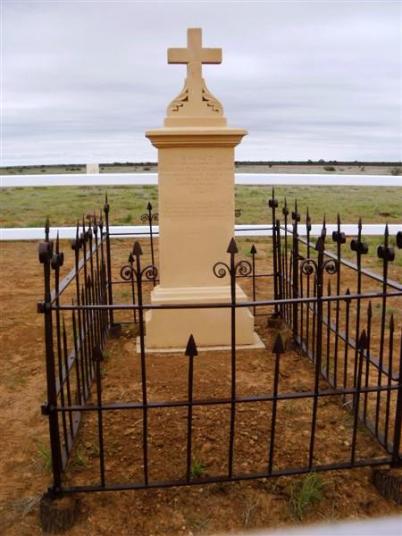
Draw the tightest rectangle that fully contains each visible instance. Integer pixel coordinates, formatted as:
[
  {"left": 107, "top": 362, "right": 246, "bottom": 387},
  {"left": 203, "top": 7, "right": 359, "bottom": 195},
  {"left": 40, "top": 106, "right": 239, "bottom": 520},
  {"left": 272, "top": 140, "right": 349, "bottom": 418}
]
[{"left": 168, "top": 28, "right": 221, "bottom": 102}]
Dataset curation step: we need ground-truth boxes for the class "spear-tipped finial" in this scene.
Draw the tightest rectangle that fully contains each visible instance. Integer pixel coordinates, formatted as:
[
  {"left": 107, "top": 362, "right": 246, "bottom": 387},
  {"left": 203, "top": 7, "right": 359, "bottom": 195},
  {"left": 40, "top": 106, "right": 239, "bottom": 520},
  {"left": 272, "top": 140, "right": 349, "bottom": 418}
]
[
  {"left": 358, "top": 329, "right": 368, "bottom": 350},
  {"left": 147, "top": 202, "right": 153, "bottom": 211},
  {"left": 315, "top": 236, "right": 325, "bottom": 252},
  {"left": 396, "top": 231, "right": 402, "bottom": 249},
  {"left": 132, "top": 241, "right": 143, "bottom": 257},
  {"left": 45, "top": 217, "right": 50, "bottom": 241},
  {"left": 250, "top": 244, "right": 257, "bottom": 255},
  {"left": 337, "top": 213, "right": 341, "bottom": 227},
  {"left": 185, "top": 334, "right": 198, "bottom": 357},
  {"left": 104, "top": 192, "right": 110, "bottom": 213},
  {"left": 227, "top": 237, "right": 238, "bottom": 255},
  {"left": 268, "top": 187, "right": 278, "bottom": 208},
  {"left": 56, "top": 231, "right": 60, "bottom": 252},
  {"left": 272, "top": 333, "right": 285, "bottom": 354},
  {"left": 282, "top": 197, "right": 289, "bottom": 216}
]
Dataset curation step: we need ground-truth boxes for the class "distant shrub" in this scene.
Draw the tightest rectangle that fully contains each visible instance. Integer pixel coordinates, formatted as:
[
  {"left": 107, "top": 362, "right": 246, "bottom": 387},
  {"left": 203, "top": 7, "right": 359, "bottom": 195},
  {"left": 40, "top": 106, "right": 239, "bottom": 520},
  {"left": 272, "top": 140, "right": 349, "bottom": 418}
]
[
  {"left": 143, "top": 166, "right": 151, "bottom": 171},
  {"left": 323, "top": 166, "right": 336, "bottom": 171},
  {"left": 391, "top": 167, "right": 401, "bottom": 176}
]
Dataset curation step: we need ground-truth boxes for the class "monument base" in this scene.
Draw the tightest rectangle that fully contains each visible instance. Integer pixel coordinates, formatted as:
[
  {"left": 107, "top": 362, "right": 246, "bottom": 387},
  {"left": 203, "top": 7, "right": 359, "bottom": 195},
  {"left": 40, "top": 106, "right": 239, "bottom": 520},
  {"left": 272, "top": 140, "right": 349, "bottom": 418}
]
[
  {"left": 144, "top": 284, "right": 257, "bottom": 350},
  {"left": 139, "top": 332, "right": 264, "bottom": 353}
]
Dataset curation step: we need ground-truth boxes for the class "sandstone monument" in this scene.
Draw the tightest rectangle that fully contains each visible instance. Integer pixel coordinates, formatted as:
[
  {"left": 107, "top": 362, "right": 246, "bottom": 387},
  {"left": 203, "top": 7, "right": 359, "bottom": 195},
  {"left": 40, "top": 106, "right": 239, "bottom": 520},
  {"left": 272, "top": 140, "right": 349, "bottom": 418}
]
[{"left": 145, "top": 28, "right": 258, "bottom": 349}]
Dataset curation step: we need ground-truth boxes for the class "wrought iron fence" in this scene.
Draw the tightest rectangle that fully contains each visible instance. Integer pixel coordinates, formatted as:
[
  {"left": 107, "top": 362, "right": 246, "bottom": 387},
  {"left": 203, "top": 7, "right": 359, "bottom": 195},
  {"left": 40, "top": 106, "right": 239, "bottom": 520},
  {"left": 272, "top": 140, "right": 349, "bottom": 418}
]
[{"left": 38, "top": 193, "right": 402, "bottom": 497}]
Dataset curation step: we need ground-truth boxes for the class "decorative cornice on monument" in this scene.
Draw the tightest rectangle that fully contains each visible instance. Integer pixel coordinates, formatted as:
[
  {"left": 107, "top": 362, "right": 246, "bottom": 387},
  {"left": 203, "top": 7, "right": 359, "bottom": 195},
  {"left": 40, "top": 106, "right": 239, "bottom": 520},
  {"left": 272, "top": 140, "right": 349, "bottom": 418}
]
[{"left": 146, "top": 128, "right": 247, "bottom": 148}]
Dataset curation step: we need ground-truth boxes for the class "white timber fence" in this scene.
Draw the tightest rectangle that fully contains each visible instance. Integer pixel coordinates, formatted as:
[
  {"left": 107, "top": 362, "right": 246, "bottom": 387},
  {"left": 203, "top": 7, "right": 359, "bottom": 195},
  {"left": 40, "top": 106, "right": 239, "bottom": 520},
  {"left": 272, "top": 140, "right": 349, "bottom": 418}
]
[{"left": 1, "top": 173, "right": 401, "bottom": 240}]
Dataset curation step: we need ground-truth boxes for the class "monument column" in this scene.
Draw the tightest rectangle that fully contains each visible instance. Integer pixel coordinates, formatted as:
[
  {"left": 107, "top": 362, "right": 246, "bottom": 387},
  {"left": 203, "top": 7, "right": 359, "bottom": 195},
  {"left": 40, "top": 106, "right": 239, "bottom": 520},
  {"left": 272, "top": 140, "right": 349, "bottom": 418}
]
[{"left": 145, "top": 28, "right": 258, "bottom": 349}]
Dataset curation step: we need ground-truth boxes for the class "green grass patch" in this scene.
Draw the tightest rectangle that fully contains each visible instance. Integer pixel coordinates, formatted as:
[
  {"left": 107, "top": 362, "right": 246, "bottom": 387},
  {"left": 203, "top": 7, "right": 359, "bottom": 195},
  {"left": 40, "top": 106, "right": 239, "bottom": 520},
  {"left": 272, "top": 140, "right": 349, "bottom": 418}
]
[
  {"left": 0, "top": 185, "right": 400, "bottom": 228},
  {"left": 289, "top": 473, "right": 324, "bottom": 520},
  {"left": 190, "top": 459, "right": 205, "bottom": 479},
  {"left": 35, "top": 441, "right": 52, "bottom": 472}
]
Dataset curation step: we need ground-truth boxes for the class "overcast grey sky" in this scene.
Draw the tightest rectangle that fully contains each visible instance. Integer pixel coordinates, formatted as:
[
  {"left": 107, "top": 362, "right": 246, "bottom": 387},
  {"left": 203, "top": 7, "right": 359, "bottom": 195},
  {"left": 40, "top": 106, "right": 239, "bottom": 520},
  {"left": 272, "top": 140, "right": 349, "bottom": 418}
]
[{"left": 2, "top": 0, "right": 401, "bottom": 165}]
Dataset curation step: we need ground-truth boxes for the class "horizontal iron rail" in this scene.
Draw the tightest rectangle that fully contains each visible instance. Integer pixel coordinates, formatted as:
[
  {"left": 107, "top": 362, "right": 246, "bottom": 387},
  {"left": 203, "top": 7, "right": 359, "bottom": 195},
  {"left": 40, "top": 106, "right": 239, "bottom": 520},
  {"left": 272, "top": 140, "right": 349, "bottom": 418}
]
[
  {"left": 54, "top": 457, "right": 392, "bottom": 495},
  {"left": 50, "top": 240, "right": 104, "bottom": 304},
  {"left": 54, "top": 321, "right": 104, "bottom": 397},
  {"left": 297, "top": 304, "right": 399, "bottom": 381},
  {"left": 53, "top": 382, "right": 400, "bottom": 413},
  {"left": 50, "top": 290, "right": 402, "bottom": 311},
  {"left": 295, "top": 337, "right": 397, "bottom": 453},
  {"left": 294, "top": 232, "right": 402, "bottom": 291}
]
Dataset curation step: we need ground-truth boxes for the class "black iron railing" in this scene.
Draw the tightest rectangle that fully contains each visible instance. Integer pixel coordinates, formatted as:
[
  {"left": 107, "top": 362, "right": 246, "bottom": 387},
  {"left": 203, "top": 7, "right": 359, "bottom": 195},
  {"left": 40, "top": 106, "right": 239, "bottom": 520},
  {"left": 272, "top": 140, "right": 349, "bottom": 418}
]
[{"left": 38, "top": 194, "right": 402, "bottom": 498}]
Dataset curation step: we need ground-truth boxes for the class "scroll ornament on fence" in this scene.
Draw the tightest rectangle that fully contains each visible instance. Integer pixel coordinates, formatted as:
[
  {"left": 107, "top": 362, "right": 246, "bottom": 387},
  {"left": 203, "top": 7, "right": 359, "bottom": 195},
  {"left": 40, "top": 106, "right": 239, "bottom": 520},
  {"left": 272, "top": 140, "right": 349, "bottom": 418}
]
[
  {"left": 127, "top": 242, "right": 158, "bottom": 283},
  {"left": 213, "top": 238, "right": 253, "bottom": 280},
  {"left": 300, "top": 235, "right": 339, "bottom": 279}
]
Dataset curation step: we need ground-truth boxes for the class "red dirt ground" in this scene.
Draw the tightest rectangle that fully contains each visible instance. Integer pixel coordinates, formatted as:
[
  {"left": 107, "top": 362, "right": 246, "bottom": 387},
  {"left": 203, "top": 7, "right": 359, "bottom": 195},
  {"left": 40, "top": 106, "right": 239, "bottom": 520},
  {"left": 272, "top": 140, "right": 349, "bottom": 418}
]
[{"left": 0, "top": 240, "right": 401, "bottom": 535}]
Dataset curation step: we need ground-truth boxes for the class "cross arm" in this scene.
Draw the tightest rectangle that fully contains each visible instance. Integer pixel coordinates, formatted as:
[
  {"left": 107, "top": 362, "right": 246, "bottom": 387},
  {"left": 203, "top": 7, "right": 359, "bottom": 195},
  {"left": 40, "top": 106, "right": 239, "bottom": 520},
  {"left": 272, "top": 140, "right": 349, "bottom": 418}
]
[
  {"left": 168, "top": 48, "right": 189, "bottom": 64},
  {"left": 201, "top": 48, "right": 222, "bottom": 64}
]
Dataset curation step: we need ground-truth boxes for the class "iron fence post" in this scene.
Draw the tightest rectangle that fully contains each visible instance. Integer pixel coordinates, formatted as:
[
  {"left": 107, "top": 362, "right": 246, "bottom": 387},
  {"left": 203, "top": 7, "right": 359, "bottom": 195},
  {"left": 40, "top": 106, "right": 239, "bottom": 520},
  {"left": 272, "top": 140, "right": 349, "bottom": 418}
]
[
  {"left": 104, "top": 194, "right": 114, "bottom": 326},
  {"left": 38, "top": 222, "right": 63, "bottom": 493},
  {"left": 228, "top": 238, "right": 237, "bottom": 478},
  {"left": 282, "top": 199, "right": 289, "bottom": 322},
  {"left": 141, "top": 202, "right": 158, "bottom": 286},
  {"left": 331, "top": 214, "right": 345, "bottom": 388},
  {"left": 185, "top": 335, "right": 198, "bottom": 481},
  {"left": 250, "top": 244, "right": 257, "bottom": 315},
  {"left": 375, "top": 225, "right": 395, "bottom": 435},
  {"left": 391, "top": 333, "right": 402, "bottom": 467},
  {"left": 268, "top": 189, "right": 279, "bottom": 315},
  {"left": 276, "top": 218, "right": 283, "bottom": 309},
  {"left": 213, "top": 239, "right": 252, "bottom": 479},
  {"left": 350, "top": 218, "right": 368, "bottom": 390},
  {"left": 291, "top": 202, "right": 300, "bottom": 342},
  {"left": 308, "top": 235, "right": 324, "bottom": 468},
  {"left": 268, "top": 334, "right": 284, "bottom": 474}
]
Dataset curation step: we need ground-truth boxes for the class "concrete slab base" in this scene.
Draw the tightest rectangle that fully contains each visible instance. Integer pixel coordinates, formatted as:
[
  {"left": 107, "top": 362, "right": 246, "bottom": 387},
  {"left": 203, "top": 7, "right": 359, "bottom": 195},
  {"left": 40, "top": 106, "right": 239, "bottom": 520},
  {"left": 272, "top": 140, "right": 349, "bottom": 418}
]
[{"left": 137, "top": 331, "right": 265, "bottom": 354}]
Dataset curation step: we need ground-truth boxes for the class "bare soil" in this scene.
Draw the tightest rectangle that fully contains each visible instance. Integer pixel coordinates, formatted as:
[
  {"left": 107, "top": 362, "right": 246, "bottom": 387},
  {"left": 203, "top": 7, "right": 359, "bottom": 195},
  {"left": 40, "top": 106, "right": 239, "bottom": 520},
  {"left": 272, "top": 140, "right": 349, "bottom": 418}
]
[{"left": 0, "top": 240, "right": 401, "bottom": 536}]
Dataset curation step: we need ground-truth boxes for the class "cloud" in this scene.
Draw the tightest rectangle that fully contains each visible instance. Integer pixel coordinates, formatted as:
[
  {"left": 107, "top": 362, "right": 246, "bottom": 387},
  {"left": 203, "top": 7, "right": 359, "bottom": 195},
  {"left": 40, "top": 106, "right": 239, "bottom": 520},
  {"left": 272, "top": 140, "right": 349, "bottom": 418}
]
[{"left": 2, "top": 0, "right": 401, "bottom": 165}]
